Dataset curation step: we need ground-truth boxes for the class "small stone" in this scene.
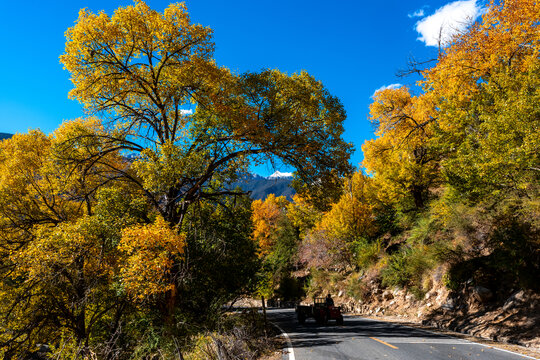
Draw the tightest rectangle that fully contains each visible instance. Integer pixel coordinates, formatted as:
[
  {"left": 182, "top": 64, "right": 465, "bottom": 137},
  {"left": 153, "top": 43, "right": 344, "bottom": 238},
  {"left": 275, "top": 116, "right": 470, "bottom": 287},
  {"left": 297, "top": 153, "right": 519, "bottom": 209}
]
[
  {"left": 473, "top": 286, "right": 493, "bottom": 304},
  {"left": 442, "top": 298, "right": 455, "bottom": 310},
  {"left": 382, "top": 290, "right": 394, "bottom": 300}
]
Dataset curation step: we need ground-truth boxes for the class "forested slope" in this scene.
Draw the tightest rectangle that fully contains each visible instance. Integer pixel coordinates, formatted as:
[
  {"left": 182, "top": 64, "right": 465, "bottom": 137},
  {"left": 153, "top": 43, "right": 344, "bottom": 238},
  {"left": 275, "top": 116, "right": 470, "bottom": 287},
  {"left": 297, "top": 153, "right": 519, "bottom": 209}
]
[{"left": 254, "top": 0, "right": 539, "bottom": 347}]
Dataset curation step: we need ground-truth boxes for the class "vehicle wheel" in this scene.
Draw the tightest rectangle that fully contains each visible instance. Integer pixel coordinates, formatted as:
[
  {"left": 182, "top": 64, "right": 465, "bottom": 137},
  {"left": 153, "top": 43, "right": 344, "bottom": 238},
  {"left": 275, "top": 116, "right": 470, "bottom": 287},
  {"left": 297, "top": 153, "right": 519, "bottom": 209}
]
[{"left": 336, "top": 315, "right": 344, "bottom": 325}]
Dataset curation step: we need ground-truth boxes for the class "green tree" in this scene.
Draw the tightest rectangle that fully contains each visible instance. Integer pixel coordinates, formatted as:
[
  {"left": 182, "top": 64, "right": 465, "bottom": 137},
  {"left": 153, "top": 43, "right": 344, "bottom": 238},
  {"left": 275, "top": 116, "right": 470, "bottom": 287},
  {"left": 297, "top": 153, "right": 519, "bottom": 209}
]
[{"left": 179, "top": 196, "right": 259, "bottom": 321}]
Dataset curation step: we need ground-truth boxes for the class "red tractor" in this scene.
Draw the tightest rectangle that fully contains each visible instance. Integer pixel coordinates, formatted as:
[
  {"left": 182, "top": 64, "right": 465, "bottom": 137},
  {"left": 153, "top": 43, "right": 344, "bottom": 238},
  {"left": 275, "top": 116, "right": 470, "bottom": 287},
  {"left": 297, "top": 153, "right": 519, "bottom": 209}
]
[{"left": 296, "top": 297, "right": 344, "bottom": 325}]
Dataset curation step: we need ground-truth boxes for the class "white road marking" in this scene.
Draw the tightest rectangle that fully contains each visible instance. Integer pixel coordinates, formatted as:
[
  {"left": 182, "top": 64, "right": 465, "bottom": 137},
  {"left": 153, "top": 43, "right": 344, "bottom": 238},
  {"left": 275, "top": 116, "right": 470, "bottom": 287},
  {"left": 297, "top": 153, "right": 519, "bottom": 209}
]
[
  {"left": 273, "top": 322, "right": 296, "bottom": 360},
  {"left": 380, "top": 320, "right": 540, "bottom": 360},
  {"left": 475, "top": 344, "right": 539, "bottom": 360}
]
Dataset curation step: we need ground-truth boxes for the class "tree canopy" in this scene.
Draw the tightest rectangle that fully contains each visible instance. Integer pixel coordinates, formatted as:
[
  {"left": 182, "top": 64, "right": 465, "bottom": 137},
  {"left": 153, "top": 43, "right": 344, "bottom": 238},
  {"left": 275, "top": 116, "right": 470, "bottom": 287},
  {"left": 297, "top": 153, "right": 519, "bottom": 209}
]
[
  {"left": 60, "top": 0, "right": 353, "bottom": 226},
  {"left": 0, "top": 1, "right": 353, "bottom": 357}
]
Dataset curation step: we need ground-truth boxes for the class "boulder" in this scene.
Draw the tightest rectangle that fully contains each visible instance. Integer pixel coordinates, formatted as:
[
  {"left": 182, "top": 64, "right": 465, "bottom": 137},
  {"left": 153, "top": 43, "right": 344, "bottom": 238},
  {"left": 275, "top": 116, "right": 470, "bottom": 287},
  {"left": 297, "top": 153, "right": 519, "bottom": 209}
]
[
  {"left": 441, "top": 298, "right": 455, "bottom": 310},
  {"left": 503, "top": 290, "right": 526, "bottom": 311},
  {"left": 472, "top": 286, "right": 493, "bottom": 304},
  {"left": 382, "top": 290, "right": 394, "bottom": 300}
]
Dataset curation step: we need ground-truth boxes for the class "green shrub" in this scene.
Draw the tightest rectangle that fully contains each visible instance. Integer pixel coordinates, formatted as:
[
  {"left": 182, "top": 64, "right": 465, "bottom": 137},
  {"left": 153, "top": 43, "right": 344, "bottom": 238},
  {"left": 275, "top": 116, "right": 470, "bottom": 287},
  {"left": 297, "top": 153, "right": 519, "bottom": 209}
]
[
  {"left": 381, "top": 244, "right": 437, "bottom": 291},
  {"left": 352, "top": 238, "right": 381, "bottom": 269},
  {"left": 408, "top": 214, "right": 438, "bottom": 245},
  {"left": 345, "top": 272, "right": 370, "bottom": 301}
]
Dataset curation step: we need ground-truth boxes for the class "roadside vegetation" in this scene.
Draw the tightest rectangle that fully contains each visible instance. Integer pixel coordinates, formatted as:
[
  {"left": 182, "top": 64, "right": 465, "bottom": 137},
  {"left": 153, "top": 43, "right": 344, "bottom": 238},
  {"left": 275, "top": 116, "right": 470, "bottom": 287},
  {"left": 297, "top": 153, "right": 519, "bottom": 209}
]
[
  {"left": 0, "top": 1, "right": 351, "bottom": 358},
  {"left": 253, "top": 0, "right": 539, "bottom": 335},
  {"left": 0, "top": 0, "right": 538, "bottom": 358}
]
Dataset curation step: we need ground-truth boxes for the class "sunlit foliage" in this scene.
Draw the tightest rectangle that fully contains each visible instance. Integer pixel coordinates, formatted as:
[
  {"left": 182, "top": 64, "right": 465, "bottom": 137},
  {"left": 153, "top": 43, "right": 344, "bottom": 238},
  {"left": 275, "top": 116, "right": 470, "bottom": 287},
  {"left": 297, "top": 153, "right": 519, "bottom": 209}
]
[{"left": 119, "top": 216, "right": 185, "bottom": 301}]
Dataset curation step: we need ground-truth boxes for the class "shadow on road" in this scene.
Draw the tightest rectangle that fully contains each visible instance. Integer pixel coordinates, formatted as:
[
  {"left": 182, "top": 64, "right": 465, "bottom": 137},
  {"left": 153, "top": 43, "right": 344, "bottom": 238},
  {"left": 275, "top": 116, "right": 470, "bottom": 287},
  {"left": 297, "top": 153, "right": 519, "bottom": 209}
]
[{"left": 272, "top": 311, "right": 453, "bottom": 350}]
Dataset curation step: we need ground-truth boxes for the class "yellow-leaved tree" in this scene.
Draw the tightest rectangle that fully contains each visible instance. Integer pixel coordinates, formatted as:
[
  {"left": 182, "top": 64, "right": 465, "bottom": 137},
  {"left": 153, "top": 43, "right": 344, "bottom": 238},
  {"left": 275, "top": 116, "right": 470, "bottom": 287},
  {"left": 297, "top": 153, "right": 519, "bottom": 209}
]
[
  {"left": 423, "top": 0, "right": 540, "bottom": 198},
  {"left": 299, "top": 172, "right": 381, "bottom": 270},
  {"left": 60, "top": 1, "right": 352, "bottom": 227},
  {"left": 363, "top": 87, "right": 439, "bottom": 210},
  {"left": 252, "top": 194, "right": 290, "bottom": 258},
  {"left": 0, "top": 120, "right": 145, "bottom": 356},
  {"left": 119, "top": 216, "right": 185, "bottom": 302},
  {"left": 59, "top": 0, "right": 352, "bottom": 315}
]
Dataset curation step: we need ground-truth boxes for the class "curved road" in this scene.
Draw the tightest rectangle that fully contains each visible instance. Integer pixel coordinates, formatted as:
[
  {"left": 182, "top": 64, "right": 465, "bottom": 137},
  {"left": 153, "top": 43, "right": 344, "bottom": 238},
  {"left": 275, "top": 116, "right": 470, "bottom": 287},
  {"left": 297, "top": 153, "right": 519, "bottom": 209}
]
[{"left": 268, "top": 308, "right": 537, "bottom": 360}]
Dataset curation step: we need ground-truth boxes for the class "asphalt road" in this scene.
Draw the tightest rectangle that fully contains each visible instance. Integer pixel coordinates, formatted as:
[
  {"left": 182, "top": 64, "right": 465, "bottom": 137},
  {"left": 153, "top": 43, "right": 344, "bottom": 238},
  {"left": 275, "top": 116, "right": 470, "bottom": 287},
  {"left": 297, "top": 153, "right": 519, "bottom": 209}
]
[{"left": 268, "top": 308, "right": 537, "bottom": 360}]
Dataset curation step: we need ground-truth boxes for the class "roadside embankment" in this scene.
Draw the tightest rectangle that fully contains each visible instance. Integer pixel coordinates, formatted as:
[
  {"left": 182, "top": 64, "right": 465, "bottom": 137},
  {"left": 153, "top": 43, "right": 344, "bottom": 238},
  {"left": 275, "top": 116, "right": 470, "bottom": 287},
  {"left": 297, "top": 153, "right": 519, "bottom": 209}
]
[{"left": 337, "top": 285, "right": 540, "bottom": 350}]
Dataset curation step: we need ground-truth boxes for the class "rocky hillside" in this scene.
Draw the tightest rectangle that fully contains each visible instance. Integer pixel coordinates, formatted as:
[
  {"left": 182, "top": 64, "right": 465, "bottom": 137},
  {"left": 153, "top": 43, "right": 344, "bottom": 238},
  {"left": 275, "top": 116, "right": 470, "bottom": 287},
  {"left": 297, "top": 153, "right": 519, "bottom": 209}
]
[{"left": 309, "top": 268, "right": 540, "bottom": 349}]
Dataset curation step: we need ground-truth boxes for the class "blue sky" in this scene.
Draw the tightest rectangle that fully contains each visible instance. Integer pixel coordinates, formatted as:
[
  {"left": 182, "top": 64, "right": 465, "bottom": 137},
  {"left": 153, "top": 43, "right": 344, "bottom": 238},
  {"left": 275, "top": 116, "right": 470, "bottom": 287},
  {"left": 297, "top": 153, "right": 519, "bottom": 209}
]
[{"left": 0, "top": 0, "right": 483, "bottom": 174}]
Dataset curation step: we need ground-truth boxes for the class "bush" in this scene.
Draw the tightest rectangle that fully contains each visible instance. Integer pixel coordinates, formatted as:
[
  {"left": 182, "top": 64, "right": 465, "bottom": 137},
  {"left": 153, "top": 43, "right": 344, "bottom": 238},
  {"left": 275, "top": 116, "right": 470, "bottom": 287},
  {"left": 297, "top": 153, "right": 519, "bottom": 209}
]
[
  {"left": 381, "top": 244, "right": 438, "bottom": 292},
  {"left": 345, "top": 273, "right": 370, "bottom": 301},
  {"left": 305, "top": 269, "right": 344, "bottom": 299},
  {"left": 184, "top": 311, "right": 276, "bottom": 360},
  {"left": 352, "top": 238, "right": 381, "bottom": 269}
]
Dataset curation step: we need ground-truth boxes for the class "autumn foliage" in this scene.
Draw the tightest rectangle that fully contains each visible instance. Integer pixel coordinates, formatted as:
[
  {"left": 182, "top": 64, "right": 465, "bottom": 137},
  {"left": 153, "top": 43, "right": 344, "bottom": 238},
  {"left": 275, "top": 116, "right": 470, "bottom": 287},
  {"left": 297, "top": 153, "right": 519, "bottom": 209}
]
[
  {"left": 0, "top": 0, "right": 354, "bottom": 357},
  {"left": 0, "top": 0, "right": 538, "bottom": 357},
  {"left": 119, "top": 216, "right": 185, "bottom": 301},
  {"left": 294, "top": 0, "right": 539, "bottom": 304}
]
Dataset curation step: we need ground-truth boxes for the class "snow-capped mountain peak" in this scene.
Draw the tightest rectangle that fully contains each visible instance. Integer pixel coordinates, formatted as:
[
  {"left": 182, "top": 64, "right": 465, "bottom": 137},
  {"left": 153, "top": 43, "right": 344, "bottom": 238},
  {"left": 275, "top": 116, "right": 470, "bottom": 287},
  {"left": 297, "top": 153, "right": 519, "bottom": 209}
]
[{"left": 267, "top": 171, "right": 293, "bottom": 179}]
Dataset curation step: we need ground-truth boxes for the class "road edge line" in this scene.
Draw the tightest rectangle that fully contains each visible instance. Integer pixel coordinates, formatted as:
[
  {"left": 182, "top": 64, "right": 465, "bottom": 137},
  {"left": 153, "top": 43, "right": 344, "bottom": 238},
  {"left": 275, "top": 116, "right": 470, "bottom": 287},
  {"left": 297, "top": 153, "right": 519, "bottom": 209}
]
[
  {"left": 272, "top": 322, "right": 296, "bottom": 360},
  {"left": 360, "top": 317, "right": 539, "bottom": 360},
  {"left": 398, "top": 323, "right": 539, "bottom": 360},
  {"left": 474, "top": 344, "right": 539, "bottom": 360}
]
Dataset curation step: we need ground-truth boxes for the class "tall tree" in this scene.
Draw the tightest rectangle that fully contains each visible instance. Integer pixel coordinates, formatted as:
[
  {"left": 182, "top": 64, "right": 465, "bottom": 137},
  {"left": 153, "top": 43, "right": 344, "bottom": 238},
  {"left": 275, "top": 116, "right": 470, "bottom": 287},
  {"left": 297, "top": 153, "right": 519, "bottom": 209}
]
[
  {"left": 60, "top": 1, "right": 352, "bottom": 228},
  {"left": 423, "top": 0, "right": 540, "bottom": 198},
  {"left": 363, "top": 87, "right": 439, "bottom": 210},
  {"left": 0, "top": 121, "right": 145, "bottom": 356}
]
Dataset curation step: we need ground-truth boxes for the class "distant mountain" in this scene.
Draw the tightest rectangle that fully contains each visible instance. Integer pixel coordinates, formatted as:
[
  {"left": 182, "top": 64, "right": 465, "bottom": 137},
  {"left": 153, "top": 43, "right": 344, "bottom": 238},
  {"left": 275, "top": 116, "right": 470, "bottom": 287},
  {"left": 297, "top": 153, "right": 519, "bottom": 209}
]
[
  {"left": 0, "top": 133, "right": 13, "bottom": 141},
  {"left": 231, "top": 172, "right": 295, "bottom": 201},
  {"left": 0, "top": 139, "right": 293, "bottom": 200}
]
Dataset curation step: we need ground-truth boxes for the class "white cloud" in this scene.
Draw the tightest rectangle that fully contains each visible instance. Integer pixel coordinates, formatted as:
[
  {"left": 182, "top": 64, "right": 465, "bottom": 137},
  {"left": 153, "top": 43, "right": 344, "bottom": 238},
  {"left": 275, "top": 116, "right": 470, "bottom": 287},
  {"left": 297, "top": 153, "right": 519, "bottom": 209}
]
[
  {"left": 180, "top": 109, "right": 193, "bottom": 115},
  {"left": 408, "top": 9, "right": 425, "bottom": 18},
  {"left": 415, "top": 0, "right": 482, "bottom": 47},
  {"left": 372, "top": 83, "right": 402, "bottom": 97}
]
